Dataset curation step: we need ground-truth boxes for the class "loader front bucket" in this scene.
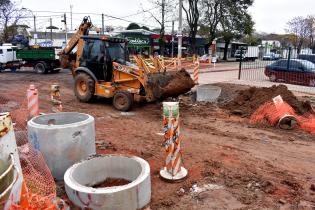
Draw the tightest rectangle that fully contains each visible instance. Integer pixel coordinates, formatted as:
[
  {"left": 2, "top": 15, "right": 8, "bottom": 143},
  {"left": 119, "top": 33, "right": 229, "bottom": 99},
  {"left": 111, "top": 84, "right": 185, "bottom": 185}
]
[{"left": 144, "top": 69, "right": 195, "bottom": 102}]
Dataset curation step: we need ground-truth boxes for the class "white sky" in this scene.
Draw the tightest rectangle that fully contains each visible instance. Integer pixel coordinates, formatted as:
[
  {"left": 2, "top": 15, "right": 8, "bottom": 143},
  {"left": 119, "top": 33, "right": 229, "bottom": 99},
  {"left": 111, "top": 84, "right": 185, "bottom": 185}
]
[{"left": 19, "top": 0, "right": 315, "bottom": 34}]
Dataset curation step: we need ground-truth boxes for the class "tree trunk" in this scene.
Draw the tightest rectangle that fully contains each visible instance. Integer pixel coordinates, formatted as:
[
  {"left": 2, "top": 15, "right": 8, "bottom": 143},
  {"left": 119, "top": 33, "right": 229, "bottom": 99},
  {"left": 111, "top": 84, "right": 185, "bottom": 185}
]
[
  {"left": 297, "top": 39, "right": 303, "bottom": 54},
  {"left": 223, "top": 39, "right": 230, "bottom": 60},
  {"left": 190, "top": 30, "right": 197, "bottom": 55}
]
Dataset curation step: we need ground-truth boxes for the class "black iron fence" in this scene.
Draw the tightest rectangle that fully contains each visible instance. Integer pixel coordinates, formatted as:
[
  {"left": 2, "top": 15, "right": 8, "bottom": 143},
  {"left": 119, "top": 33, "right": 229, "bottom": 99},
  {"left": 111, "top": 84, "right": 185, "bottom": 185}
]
[{"left": 238, "top": 47, "right": 315, "bottom": 90}]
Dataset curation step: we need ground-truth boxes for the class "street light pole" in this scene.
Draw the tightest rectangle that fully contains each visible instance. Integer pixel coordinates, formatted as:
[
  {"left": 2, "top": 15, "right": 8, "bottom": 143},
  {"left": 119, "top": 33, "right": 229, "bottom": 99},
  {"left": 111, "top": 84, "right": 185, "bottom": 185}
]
[
  {"left": 33, "top": 15, "right": 37, "bottom": 44},
  {"left": 178, "top": 0, "right": 183, "bottom": 69},
  {"left": 70, "top": 5, "right": 73, "bottom": 31},
  {"left": 171, "top": 20, "right": 174, "bottom": 58},
  {"left": 102, "top": 13, "right": 105, "bottom": 35},
  {"left": 63, "top": 13, "right": 67, "bottom": 44}
]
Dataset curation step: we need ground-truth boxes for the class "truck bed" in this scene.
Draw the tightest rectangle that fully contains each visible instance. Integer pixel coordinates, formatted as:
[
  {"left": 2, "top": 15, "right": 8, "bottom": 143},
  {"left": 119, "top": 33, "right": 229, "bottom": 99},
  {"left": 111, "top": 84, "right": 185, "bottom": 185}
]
[{"left": 16, "top": 48, "right": 56, "bottom": 60}]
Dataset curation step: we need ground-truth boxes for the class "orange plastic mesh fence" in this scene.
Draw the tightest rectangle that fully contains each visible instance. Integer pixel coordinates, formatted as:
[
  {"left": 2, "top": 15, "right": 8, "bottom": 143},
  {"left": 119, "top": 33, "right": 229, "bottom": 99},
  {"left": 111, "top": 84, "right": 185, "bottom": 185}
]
[
  {"left": 250, "top": 100, "right": 315, "bottom": 134},
  {"left": 10, "top": 183, "right": 68, "bottom": 210},
  {"left": 0, "top": 93, "right": 57, "bottom": 199},
  {"left": 18, "top": 143, "right": 56, "bottom": 196}
]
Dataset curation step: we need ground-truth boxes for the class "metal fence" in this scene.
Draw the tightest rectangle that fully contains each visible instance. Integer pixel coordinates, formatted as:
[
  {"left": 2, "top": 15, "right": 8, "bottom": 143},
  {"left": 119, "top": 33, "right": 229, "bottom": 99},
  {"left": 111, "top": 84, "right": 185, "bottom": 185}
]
[{"left": 238, "top": 47, "right": 315, "bottom": 93}]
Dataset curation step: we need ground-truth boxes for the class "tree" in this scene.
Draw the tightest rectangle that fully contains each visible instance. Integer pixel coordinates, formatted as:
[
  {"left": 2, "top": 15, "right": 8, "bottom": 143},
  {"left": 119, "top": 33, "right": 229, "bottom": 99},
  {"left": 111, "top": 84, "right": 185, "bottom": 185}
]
[
  {"left": 144, "top": 0, "right": 175, "bottom": 55},
  {"left": 219, "top": 0, "right": 254, "bottom": 60},
  {"left": 126, "top": 23, "right": 141, "bottom": 30},
  {"left": 141, "top": 26, "right": 150, "bottom": 31},
  {"left": 0, "top": 0, "right": 31, "bottom": 42},
  {"left": 286, "top": 16, "right": 311, "bottom": 53},
  {"left": 183, "top": 0, "right": 200, "bottom": 54},
  {"left": 306, "top": 15, "right": 315, "bottom": 51},
  {"left": 200, "top": 0, "right": 225, "bottom": 45}
]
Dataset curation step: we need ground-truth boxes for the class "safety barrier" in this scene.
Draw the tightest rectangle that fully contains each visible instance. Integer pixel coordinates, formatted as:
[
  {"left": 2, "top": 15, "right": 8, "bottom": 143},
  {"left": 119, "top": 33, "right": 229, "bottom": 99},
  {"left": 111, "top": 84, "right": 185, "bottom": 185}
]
[
  {"left": 26, "top": 84, "right": 39, "bottom": 119},
  {"left": 160, "top": 102, "right": 188, "bottom": 182},
  {"left": 50, "top": 83, "right": 63, "bottom": 113}
]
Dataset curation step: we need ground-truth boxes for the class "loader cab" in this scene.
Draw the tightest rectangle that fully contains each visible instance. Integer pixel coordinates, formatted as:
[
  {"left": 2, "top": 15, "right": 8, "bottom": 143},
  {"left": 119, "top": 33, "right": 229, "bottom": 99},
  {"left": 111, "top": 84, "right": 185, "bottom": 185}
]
[{"left": 80, "top": 36, "right": 127, "bottom": 81}]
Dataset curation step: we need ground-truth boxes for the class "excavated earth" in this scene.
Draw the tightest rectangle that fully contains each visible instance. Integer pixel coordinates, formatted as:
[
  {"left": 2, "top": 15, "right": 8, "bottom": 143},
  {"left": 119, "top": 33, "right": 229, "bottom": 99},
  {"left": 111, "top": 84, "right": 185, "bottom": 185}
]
[
  {"left": 1, "top": 70, "right": 315, "bottom": 209},
  {"left": 223, "top": 84, "right": 313, "bottom": 117}
]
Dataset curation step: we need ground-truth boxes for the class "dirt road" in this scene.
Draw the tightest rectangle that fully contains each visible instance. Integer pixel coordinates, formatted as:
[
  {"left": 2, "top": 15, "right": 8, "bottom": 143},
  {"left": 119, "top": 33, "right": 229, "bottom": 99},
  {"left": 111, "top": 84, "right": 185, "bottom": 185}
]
[{"left": 1, "top": 70, "right": 315, "bottom": 209}]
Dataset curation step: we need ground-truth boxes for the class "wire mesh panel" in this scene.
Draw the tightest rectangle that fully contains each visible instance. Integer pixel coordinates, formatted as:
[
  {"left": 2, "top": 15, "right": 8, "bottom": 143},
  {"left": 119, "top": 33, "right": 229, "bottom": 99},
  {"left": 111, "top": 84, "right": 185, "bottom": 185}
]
[{"left": 238, "top": 47, "right": 315, "bottom": 93}]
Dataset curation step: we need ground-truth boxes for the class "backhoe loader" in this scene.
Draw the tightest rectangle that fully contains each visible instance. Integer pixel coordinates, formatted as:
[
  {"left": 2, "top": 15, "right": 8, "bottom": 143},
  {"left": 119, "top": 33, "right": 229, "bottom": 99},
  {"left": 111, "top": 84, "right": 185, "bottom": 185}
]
[{"left": 59, "top": 17, "right": 194, "bottom": 111}]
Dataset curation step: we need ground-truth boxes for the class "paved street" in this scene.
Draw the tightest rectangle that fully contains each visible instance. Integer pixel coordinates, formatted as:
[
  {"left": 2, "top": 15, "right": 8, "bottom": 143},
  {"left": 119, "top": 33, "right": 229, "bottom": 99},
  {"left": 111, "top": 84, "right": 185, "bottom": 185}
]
[{"left": 191, "top": 62, "right": 315, "bottom": 95}]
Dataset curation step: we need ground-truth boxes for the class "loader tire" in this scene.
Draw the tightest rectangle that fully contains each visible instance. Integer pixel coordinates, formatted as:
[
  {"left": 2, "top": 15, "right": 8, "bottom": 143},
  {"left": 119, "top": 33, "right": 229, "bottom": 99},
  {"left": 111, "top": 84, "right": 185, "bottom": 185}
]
[
  {"left": 74, "top": 73, "right": 95, "bottom": 102},
  {"left": 34, "top": 62, "right": 47, "bottom": 74},
  {"left": 113, "top": 91, "right": 133, "bottom": 111}
]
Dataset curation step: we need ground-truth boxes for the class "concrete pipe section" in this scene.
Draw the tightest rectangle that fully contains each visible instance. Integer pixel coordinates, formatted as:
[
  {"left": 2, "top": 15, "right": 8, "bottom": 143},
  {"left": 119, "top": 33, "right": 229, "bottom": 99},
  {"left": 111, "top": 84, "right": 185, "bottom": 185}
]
[
  {"left": 64, "top": 155, "right": 151, "bottom": 210},
  {"left": 27, "top": 112, "right": 96, "bottom": 180},
  {"left": 196, "top": 84, "right": 222, "bottom": 102},
  {"left": 0, "top": 113, "right": 23, "bottom": 209}
]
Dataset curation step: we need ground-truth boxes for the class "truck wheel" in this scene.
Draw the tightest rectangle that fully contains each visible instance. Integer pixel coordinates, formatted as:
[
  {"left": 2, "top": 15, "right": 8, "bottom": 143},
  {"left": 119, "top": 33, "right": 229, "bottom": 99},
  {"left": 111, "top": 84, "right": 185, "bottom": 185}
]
[
  {"left": 113, "top": 91, "right": 134, "bottom": 111},
  {"left": 34, "top": 62, "right": 47, "bottom": 74},
  {"left": 74, "top": 73, "right": 95, "bottom": 102}
]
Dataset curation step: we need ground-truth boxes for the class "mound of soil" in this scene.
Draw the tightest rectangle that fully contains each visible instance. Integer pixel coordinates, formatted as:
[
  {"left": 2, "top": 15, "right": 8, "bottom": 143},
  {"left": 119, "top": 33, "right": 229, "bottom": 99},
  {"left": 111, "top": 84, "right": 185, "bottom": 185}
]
[{"left": 224, "top": 85, "right": 312, "bottom": 116}]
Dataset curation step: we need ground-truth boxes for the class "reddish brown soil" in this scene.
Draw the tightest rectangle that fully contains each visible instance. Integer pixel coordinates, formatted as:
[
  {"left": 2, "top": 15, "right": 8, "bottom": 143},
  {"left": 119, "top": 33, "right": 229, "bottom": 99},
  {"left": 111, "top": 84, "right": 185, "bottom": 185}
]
[
  {"left": 224, "top": 84, "right": 313, "bottom": 116},
  {"left": 1, "top": 70, "right": 315, "bottom": 209},
  {"left": 92, "top": 178, "right": 131, "bottom": 188}
]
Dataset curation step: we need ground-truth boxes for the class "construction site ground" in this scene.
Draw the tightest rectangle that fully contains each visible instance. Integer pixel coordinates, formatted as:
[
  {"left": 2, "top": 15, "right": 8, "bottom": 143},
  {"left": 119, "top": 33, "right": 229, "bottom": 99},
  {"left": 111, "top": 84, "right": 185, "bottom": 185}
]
[{"left": 1, "top": 69, "right": 315, "bottom": 209}]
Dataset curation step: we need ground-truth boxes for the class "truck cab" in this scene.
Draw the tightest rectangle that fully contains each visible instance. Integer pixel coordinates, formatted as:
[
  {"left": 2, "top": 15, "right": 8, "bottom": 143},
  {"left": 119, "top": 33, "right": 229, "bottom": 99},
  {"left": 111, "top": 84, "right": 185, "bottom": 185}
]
[{"left": 0, "top": 44, "right": 18, "bottom": 64}]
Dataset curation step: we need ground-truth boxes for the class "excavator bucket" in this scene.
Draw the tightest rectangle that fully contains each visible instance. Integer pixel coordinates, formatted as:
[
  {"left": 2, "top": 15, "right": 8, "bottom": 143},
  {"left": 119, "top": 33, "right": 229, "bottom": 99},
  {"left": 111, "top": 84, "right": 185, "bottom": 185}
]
[{"left": 144, "top": 68, "right": 195, "bottom": 102}]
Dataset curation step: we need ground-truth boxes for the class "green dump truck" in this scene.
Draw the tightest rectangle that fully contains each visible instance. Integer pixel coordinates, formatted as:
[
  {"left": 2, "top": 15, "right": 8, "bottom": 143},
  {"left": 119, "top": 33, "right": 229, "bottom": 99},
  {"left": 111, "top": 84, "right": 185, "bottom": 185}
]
[{"left": 0, "top": 44, "right": 61, "bottom": 74}]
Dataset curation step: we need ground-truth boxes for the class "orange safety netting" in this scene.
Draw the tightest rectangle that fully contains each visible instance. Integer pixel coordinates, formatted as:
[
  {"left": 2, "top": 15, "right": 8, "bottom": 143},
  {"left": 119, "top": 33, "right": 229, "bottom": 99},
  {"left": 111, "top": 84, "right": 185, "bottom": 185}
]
[
  {"left": 250, "top": 98, "right": 315, "bottom": 135},
  {"left": 10, "top": 182, "right": 68, "bottom": 210},
  {"left": 18, "top": 143, "right": 56, "bottom": 197},
  {"left": 1, "top": 93, "right": 62, "bottom": 208}
]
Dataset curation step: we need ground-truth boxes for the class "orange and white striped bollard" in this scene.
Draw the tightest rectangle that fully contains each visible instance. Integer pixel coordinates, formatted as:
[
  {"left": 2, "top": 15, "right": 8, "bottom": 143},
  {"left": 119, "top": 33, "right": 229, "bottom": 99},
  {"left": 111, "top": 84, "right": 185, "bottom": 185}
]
[
  {"left": 27, "top": 84, "right": 39, "bottom": 119},
  {"left": 50, "top": 83, "right": 63, "bottom": 113},
  {"left": 193, "top": 58, "right": 200, "bottom": 85},
  {"left": 160, "top": 102, "right": 188, "bottom": 181}
]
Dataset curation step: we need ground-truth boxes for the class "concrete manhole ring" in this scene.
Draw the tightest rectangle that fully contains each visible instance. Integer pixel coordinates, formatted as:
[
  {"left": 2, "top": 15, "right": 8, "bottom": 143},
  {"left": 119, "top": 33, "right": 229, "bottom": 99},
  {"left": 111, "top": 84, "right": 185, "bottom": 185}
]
[{"left": 64, "top": 154, "right": 151, "bottom": 210}]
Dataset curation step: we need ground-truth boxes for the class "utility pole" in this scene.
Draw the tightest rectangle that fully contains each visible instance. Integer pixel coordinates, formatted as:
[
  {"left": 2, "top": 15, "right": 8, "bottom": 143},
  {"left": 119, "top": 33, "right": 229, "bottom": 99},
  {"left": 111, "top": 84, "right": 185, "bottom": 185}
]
[
  {"left": 50, "top": 18, "right": 53, "bottom": 41},
  {"left": 178, "top": 0, "right": 183, "bottom": 69},
  {"left": 102, "top": 13, "right": 104, "bottom": 35},
  {"left": 62, "top": 13, "right": 68, "bottom": 44},
  {"left": 171, "top": 20, "right": 174, "bottom": 58},
  {"left": 70, "top": 5, "right": 73, "bottom": 31},
  {"left": 33, "top": 15, "right": 37, "bottom": 44},
  {"left": 161, "top": 0, "right": 165, "bottom": 56}
]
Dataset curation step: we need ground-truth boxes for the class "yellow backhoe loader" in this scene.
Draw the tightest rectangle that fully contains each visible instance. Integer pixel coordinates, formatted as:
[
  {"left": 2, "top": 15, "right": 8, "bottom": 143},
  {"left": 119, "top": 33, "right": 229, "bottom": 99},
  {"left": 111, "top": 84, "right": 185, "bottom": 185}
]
[{"left": 59, "top": 17, "right": 194, "bottom": 111}]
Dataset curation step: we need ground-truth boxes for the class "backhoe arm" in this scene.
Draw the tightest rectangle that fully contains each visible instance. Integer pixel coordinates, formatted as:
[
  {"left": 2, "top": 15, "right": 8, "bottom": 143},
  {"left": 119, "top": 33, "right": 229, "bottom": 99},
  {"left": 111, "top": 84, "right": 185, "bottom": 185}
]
[{"left": 59, "top": 16, "right": 92, "bottom": 73}]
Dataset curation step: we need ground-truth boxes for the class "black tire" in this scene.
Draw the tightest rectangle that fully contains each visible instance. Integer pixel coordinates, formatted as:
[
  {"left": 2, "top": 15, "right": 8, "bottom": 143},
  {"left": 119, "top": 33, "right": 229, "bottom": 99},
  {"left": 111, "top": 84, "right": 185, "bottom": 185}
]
[
  {"left": 113, "top": 91, "right": 134, "bottom": 111},
  {"left": 74, "top": 73, "right": 95, "bottom": 102},
  {"left": 34, "top": 62, "right": 47, "bottom": 74}
]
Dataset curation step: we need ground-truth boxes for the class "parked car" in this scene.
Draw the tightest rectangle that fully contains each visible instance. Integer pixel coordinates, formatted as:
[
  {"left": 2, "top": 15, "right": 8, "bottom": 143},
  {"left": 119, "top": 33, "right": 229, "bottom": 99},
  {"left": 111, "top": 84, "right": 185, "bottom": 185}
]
[
  {"left": 264, "top": 59, "right": 315, "bottom": 86},
  {"left": 297, "top": 54, "right": 315, "bottom": 64},
  {"left": 263, "top": 53, "right": 276, "bottom": 60}
]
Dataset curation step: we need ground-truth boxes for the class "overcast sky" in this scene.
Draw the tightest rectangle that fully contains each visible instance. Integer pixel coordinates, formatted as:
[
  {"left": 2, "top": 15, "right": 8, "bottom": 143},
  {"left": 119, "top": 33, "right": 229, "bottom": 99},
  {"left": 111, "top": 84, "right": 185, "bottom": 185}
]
[{"left": 20, "top": 0, "right": 315, "bottom": 34}]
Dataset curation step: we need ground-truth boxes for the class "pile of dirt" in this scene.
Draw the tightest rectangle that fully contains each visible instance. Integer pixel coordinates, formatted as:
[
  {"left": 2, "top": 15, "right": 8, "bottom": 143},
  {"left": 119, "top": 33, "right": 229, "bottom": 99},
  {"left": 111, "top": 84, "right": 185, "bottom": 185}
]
[
  {"left": 224, "top": 85, "right": 313, "bottom": 116},
  {"left": 91, "top": 178, "right": 131, "bottom": 188},
  {"left": 145, "top": 68, "right": 195, "bottom": 101}
]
